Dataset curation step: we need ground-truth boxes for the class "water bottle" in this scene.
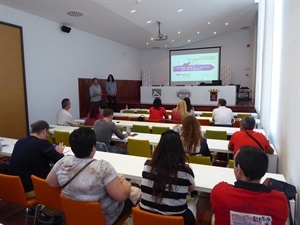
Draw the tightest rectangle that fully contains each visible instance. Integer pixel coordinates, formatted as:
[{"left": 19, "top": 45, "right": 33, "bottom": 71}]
[{"left": 126, "top": 104, "right": 128, "bottom": 109}]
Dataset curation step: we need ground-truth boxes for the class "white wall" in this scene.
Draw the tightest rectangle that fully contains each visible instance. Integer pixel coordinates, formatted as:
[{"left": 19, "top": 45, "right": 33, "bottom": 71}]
[
  {"left": 0, "top": 5, "right": 141, "bottom": 126},
  {"left": 141, "top": 29, "right": 255, "bottom": 90}
]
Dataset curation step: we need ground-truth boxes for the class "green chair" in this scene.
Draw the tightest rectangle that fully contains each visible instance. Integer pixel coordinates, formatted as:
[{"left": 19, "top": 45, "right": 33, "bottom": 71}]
[
  {"left": 127, "top": 139, "right": 152, "bottom": 158},
  {"left": 132, "top": 125, "right": 150, "bottom": 133},
  {"left": 54, "top": 130, "right": 70, "bottom": 146},
  {"left": 152, "top": 126, "right": 169, "bottom": 134},
  {"left": 205, "top": 130, "right": 227, "bottom": 140},
  {"left": 228, "top": 159, "right": 235, "bottom": 168},
  {"left": 201, "top": 112, "right": 213, "bottom": 117},
  {"left": 236, "top": 113, "right": 252, "bottom": 119},
  {"left": 117, "top": 126, "right": 125, "bottom": 132},
  {"left": 47, "top": 133, "right": 55, "bottom": 144},
  {"left": 136, "top": 110, "right": 149, "bottom": 114},
  {"left": 123, "top": 110, "right": 135, "bottom": 114},
  {"left": 188, "top": 156, "right": 211, "bottom": 166}
]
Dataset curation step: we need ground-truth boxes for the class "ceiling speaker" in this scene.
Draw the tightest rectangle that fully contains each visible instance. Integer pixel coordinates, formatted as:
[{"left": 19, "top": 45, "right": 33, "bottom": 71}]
[{"left": 61, "top": 25, "right": 71, "bottom": 33}]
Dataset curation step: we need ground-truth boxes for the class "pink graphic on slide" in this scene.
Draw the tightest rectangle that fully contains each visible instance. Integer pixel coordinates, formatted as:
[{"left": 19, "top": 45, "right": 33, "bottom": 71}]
[{"left": 173, "top": 63, "right": 214, "bottom": 72}]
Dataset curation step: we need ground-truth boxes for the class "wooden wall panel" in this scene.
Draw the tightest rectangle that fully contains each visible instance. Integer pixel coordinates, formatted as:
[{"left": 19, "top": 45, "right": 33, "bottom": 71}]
[
  {"left": 78, "top": 78, "right": 142, "bottom": 118},
  {"left": 0, "top": 22, "right": 28, "bottom": 138}
]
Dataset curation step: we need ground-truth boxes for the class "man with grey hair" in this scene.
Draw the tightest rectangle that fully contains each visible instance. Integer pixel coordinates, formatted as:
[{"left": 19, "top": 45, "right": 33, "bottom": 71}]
[
  {"left": 228, "top": 116, "right": 274, "bottom": 155},
  {"left": 56, "top": 98, "right": 78, "bottom": 126}
]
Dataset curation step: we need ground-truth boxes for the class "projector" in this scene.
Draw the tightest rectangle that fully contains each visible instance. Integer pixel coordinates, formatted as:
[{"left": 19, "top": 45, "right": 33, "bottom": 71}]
[{"left": 154, "top": 34, "right": 168, "bottom": 41}]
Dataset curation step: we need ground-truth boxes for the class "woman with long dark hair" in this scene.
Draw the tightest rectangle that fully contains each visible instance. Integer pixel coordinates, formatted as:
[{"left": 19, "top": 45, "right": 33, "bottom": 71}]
[
  {"left": 106, "top": 74, "right": 117, "bottom": 111},
  {"left": 148, "top": 98, "right": 169, "bottom": 122},
  {"left": 84, "top": 103, "right": 103, "bottom": 126},
  {"left": 183, "top": 97, "right": 195, "bottom": 116},
  {"left": 140, "top": 130, "right": 196, "bottom": 225}
]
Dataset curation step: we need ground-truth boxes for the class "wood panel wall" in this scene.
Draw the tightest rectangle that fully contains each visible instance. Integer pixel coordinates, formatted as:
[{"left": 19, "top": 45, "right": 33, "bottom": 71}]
[
  {"left": 78, "top": 78, "right": 142, "bottom": 118},
  {"left": 0, "top": 22, "right": 29, "bottom": 138}
]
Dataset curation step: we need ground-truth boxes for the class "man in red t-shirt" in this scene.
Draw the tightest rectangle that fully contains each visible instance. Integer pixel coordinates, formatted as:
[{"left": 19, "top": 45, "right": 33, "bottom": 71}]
[
  {"left": 211, "top": 146, "right": 288, "bottom": 225},
  {"left": 228, "top": 116, "right": 274, "bottom": 155}
]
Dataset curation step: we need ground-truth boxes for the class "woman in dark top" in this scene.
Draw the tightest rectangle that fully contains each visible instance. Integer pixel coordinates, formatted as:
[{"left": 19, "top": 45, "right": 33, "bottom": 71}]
[{"left": 181, "top": 116, "right": 212, "bottom": 160}]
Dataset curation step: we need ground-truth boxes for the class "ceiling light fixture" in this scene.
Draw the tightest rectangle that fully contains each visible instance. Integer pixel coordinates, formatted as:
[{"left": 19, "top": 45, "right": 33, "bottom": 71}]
[
  {"left": 188, "top": 40, "right": 191, "bottom": 42},
  {"left": 208, "top": 22, "right": 211, "bottom": 24},
  {"left": 214, "top": 32, "right": 217, "bottom": 34},
  {"left": 225, "top": 22, "right": 228, "bottom": 25},
  {"left": 178, "top": 9, "right": 183, "bottom": 12},
  {"left": 197, "top": 31, "right": 200, "bottom": 34},
  {"left": 66, "top": 11, "right": 83, "bottom": 17},
  {"left": 130, "top": 10, "right": 136, "bottom": 13},
  {"left": 147, "top": 20, "right": 152, "bottom": 23},
  {"left": 178, "top": 31, "right": 181, "bottom": 34}
]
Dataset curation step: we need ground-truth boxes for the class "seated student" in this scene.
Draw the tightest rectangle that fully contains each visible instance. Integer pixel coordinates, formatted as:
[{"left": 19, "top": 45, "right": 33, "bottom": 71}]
[
  {"left": 140, "top": 130, "right": 197, "bottom": 225},
  {"left": 46, "top": 127, "right": 134, "bottom": 225},
  {"left": 93, "top": 108, "right": 130, "bottom": 154},
  {"left": 84, "top": 103, "right": 103, "bottom": 126},
  {"left": 56, "top": 98, "right": 79, "bottom": 126},
  {"left": 212, "top": 98, "right": 234, "bottom": 126},
  {"left": 9, "top": 120, "right": 65, "bottom": 223},
  {"left": 171, "top": 99, "right": 188, "bottom": 121},
  {"left": 183, "top": 97, "right": 195, "bottom": 116},
  {"left": 148, "top": 98, "right": 169, "bottom": 122},
  {"left": 228, "top": 116, "right": 274, "bottom": 155},
  {"left": 180, "top": 116, "right": 212, "bottom": 160},
  {"left": 211, "top": 146, "right": 288, "bottom": 225}
]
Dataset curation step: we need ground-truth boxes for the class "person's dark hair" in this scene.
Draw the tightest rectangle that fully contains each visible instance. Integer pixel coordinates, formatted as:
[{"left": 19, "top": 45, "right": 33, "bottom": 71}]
[
  {"left": 92, "top": 78, "right": 98, "bottom": 82},
  {"left": 241, "top": 116, "right": 256, "bottom": 130},
  {"left": 147, "top": 130, "right": 188, "bottom": 201},
  {"left": 88, "top": 103, "right": 100, "bottom": 119},
  {"left": 61, "top": 98, "right": 70, "bottom": 108},
  {"left": 31, "top": 120, "right": 49, "bottom": 133},
  {"left": 183, "top": 97, "right": 193, "bottom": 112},
  {"left": 152, "top": 98, "right": 162, "bottom": 110},
  {"left": 218, "top": 98, "right": 226, "bottom": 106},
  {"left": 103, "top": 108, "right": 114, "bottom": 117},
  {"left": 106, "top": 74, "right": 115, "bottom": 82},
  {"left": 235, "top": 146, "right": 268, "bottom": 181},
  {"left": 69, "top": 127, "right": 96, "bottom": 158}
]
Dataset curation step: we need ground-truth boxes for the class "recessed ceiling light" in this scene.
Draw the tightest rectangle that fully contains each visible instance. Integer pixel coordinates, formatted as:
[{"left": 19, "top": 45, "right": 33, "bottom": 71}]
[
  {"left": 197, "top": 31, "right": 200, "bottom": 34},
  {"left": 147, "top": 20, "right": 152, "bottom": 24},
  {"left": 178, "top": 9, "right": 183, "bottom": 12},
  {"left": 172, "top": 39, "right": 174, "bottom": 42},
  {"left": 225, "top": 22, "right": 229, "bottom": 25},
  {"left": 165, "top": 45, "right": 168, "bottom": 47},
  {"left": 66, "top": 11, "right": 83, "bottom": 17},
  {"left": 130, "top": 9, "right": 136, "bottom": 13},
  {"left": 146, "top": 43, "right": 149, "bottom": 45},
  {"left": 214, "top": 31, "right": 217, "bottom": 34},
  {"left": 208, "top": 22, "right": 211, "bottom": 24},
  {"left": 178, "top": 31, "right": 181, "bottom": 34},
  {"left": 188, "top": 40, "right": 191, "bottom": 42},
  {"left": 151, "top": 38, "right": 154, "bottom": 40}
]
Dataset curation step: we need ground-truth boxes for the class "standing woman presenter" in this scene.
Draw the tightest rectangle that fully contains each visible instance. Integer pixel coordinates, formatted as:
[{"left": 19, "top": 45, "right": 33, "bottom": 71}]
[{"left": 106, "top": 74, "right": 117, "bottom": 111}]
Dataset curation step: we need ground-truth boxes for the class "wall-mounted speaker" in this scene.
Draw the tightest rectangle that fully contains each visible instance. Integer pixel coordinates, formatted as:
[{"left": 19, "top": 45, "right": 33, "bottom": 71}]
[{"left": 61, "top": 25, "right": 71, "bottom": 33}]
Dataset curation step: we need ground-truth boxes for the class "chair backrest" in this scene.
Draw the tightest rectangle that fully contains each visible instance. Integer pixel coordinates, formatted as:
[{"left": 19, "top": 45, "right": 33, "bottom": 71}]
[
  {"left": 198, "top": 119, "right": 211, "bottom": 126},
  {"left": 205, "top": 130, "right": 227, "bottom": 140},
  {"left": 236, "top": 113, "right": 252, "bottom": 119},
  {"left": 123, "top": 110, "right": 135, "bottom": 114},
  {"left": 228, "top": 159, "right": 234, "bottom": 168},
  {"left": 233, "top": 120, "right": 241, "bottom": 128},
  {"left": 132, "top": 125, "right": 150, "bottom": 133},
  {"left": 127, "top": 139, "right": 152, "bottom": 157},
  {"left": 31, "top": 175, "right": 63, "bottom": 211},
  {"left": 169, "top": 119, "right": 182, "bottom": 124},
  {"left": 0, "top": 173, "right": 36, "bottom": 207},
  {"left": 201, "top": 112, "right": 213, "bottom": 117},
  {"left": 54, "top": 130, "right": 70, "bottom": 146},
  {"left": 114, "top": 116, "right": 129, "bottom": 121},
  {"left": 79, "top": 124, "right": 93, "bottom": 128},
  {"left": 132, "top": 207, "right": 184, "bottom": 225},
  {"left": 152, "top": 126, "right": 169, "bottom": 134},
  {"left": 60, "top": 194, "right": 106, "bottom": 225},
  {"left": 136, "top": 110, "right": 149, "bottom": 114},
  {"left": 188, "top": 156, "right": 211, "bottom": 165},
  {"left": 96, "top": 141, "right": 109, "bottom": 152},
  {"left": 47, "top": 133, "right": 55, "bottom": 144}
]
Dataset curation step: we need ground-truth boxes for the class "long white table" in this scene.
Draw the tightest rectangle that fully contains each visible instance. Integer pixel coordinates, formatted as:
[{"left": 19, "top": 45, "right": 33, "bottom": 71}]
[
  {"left": 141, "top": 86, "right": 236, "bottom": 106},
  {"left": 112, "top": 112, "right": 261, "bottom": 128},
  {"left": 121, "top": 108, "right": 258, "bottom": 118}
]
